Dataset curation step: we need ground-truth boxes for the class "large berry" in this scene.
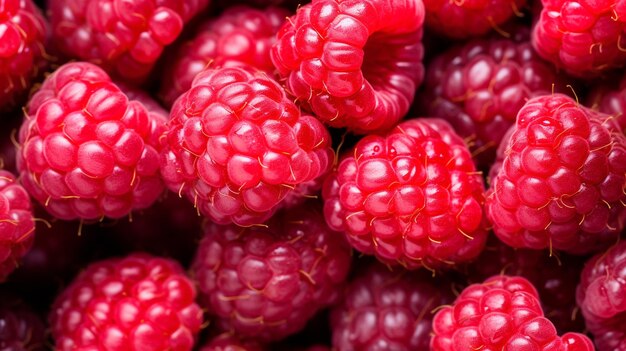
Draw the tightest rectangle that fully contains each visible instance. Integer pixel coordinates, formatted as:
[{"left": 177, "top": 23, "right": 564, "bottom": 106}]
[
  {"left": 486, "top": 94, "right": 626, "bottom": 254},
  {"left": 160, "top": 6, "right": 288, "bottom": 107},
  {"left": 431, "top": 275, "right": 595, "bottom": 351},
  {"left": 577, "top": 241, "right": 626, "bottom": 351},
  {"left": 323, "top": 118, "right": 488, "bottom": 270},
  {"left": 50, "top": 254, "right": 204, "bottom": 350},
  {"left": 0, "top": 291, "right": 46, "bottom": 350},
  {"left": 160, "top": 67, "right": 333, "bottom": 226},
  {"left": 271, "top": 0, "right": 425, "bottom": 133},
  {"left": 191, "top": 201, "right": 352, "bottom": 341},
  {"left": 587, "top": 74, "right": 626, "bottom": 134},
  {"left": 17, "top": 62, "right": 166, "bottom": 220}
]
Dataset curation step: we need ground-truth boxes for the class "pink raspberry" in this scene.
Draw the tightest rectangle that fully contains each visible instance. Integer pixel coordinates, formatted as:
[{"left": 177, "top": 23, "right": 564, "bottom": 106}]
[
  {"left": 271, "top": 0, "right": 425, "bottom": 133},
  {"left": 0, "top": 0, "right": 48, "bottom": 111},
  {"left": 48, "top": 0, "right": 210, "bottom": 83},
  {"left": 532, "top": 0, "right": 626, "bottom": 77},
  {"left": 431, "top": 275, "right": 595, "bottom": 351},
  {"left": 323, "top": 118, "right": 488, "bottom": 270},
  {"left": 160, "top": 67, "right": 333, "bottom": 226},
  {"left": 200, "top": 333, "right": 264, "bottom": 351},
  {"left": 586, "top": 74, "right": 626, "bottom": 134},
  {"left": 17, "top": 62, "right": 166, "bottom": 220},
  {"left": 159, "top": 6, "right": 289, "bottom": 107},
  {"left": 485, "top": 94, "right": 626, "bottom": 254},
  {"left": 0, "top": 291, "right": 46, "bottom": 350},
  {"left": 577, "top": 241, "right": 626, "bottom": 351},
  {"left": 49, "top": 253, "right": 204, "bottom": 351},
  {"left": 191, "top": 201, "right": 352, "bottom": 341}
]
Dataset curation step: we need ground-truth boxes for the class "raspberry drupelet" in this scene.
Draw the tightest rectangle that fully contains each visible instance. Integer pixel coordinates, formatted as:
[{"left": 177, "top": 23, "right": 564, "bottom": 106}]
[
  {"left": 587, "top": 74, "right": 626, "bottom": 134},
  {"left": 271, "top": 0, "right": 425, "bottom": 134},
  {"left": 199, "top": 333, "right": 264, "bottom": 351}
]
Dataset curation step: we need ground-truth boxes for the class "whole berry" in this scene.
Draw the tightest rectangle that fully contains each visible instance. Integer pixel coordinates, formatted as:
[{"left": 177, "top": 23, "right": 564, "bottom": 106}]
[
  {"left": 271, "top": 0, "right": 425, "bottom": 133},
  {"left": 160, "top": 6, "right": 288, "bottom": 107},
  {"left": 17, "top": 62, "right": 166, "bottom": 220},
  {"left": 0, "top": 291, "right": 46, "bottom": 350},
  {"left": 486, "top": 94, "right": 626, "bottom": 254},
  {"left": 587, "top": 74, "right": 626, "bottom": 134},
  {"left": 323, "top": 118, "right": 488, "bottom": 270},
  {"left": 431, "top": 275, "right": 595, "bottom": 351},
  {"left": 191, "top": 201, "right": 352, "bottom": 341},
  {"left": 50, "top": 254, "right": 204, "bottom": 351},
  {"left": 200, "top": 333, "right": 264, "bottom": 351},
  {"left": 160, "top": 67, "right": 333, "bottom": 226},
  {"left": 577, "top": 241, "right": 626, "bottom": 351}
]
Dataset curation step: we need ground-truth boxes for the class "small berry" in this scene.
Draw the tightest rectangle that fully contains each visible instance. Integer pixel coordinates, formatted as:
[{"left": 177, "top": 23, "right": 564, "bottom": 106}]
[{"left": 0, "top": 291, "right": 46, "bottom": 350}]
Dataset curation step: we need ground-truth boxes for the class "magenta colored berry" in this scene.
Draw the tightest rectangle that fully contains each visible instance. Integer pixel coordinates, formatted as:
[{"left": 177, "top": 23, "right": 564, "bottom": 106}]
[
  {"left": 160, "top": 67, "right": 333, "bottom": 226},
  {"left": 431, "top": 275, "right": 595, "bottom": 351},
  {"left": 17, "top": 62, "right": 166, "bottom": 220},
  {"left": 486, "top": 94, "right": 626, "bottom": 254},
  {"left": 587, "top": 74, "right": 626, "bottom": 134},
  {"left": 0, "top": 292, "right": 46, "bottom": 350},
  {"left": 192, "top": 202, "right": 352, "bottom": 341},
  {"left": 271, "top": 0, "right": 425, "bottom": 133},
  {"left": 160, "top": 6, "right": 289, "bottom": 107},
  {"left": 323, "top": 118, "right": 488, "bottom": 270},
  {"left": 200, "top": 333, "right": 264, "bottom": 351},
  {"left": 50, "top": 253, "right": 204, "bottom": 351}
]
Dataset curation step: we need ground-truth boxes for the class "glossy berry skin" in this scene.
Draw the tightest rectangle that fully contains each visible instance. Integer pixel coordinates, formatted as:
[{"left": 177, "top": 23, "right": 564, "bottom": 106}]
[
  {"left": 331, "top": 263, "right": 452, "bottom": 351},
  {"left": 0, "top": 170, "right": 35, "bottom": 282},
  {"left": 17, "top": 62, "right": 166, "bottom": 220},
  {"left": 0, "top": 292, "right": 46, "bottom": 350},
  {"left": 199, "top": 333, "right": 264, "bottom": 351},
  {"left": 50, "top": 254, "right": 204, "bottom": 351},
  {"left": 160, "top": 6, "right": 288, "bottom": 107},
  {"left": 486, "top": 94, "right": 626, "bottom": 254},
  {"left": 160, "top": 67, "right": 333, "bottom": 226},
  {"left": 587, "top": 74, "right": 626, "bottom": 134},
  {"left": 532, "top": 0, "right": 626, "bottom": 77},
  {"left": 271, "top": 0, "right": 425, "bottom": 134},
  {"left": 323, "top": 118, "right": 488, "bottom": 270},
  {"left": 48, "top": 0, "right": 210, "bottom": 83},
  {"left": 191, "top": 202, "right": 352, "bottom": 342},
  {"left": 431, "top": 275, "right": 595, "bottom": 351},
  {"left": 577, "top": 241, "right": 626, "bottom": 351}
]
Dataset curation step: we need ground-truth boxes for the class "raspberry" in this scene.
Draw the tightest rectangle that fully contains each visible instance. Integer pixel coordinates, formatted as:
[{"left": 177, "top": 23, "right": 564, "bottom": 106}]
[
  {"left": 191, "top": 201, "right": 352, "bottom": 341},
  {"left": 323, "top": 118, "right": 488, "bottom": 270},
  {"left": 532, "top": 0, "right": 626, "bottom": 77},
  {"left": 159, "top": 6, "right": 289, "bottom": 107},
  {"left": 200, "top": 333, "right": 264, "bottom": 351},
  {"left": 160, "top": 67, "right": 333, "bottom": 226},
  {"left": 17, "top": 62, "right": 167, "bottom": 220},
  {"left": 0, "top": 169, "right": 35, "bottom": 282},
  {"left": 430, "top": 275, "right": 595, "bottom": 351},
  {"left": 331, "top": 262, "right": 453, "bottom": 350},
  {"left": 576, "top": 241, "right": 626, "bottom": 351},
  {"left": 485, "top": 94, "right": 626, "bottom": 254},
  {"left": 49, "top": 253, "right": 204, "bottom": 351},
  {"left": 48, "top": 0, "right": 210, "bottom": 83},
  {"left": 271, "top": 0, "right": 425, "bottom": 133},
  {"left": 587, "top": 74, "right": 626, "bottom": 134},
  {"left": 0, "top": 291, "right": 46, "bottom": 350},
  {"left": 0, "top": 0, "right": 48, "bottom": 111}
]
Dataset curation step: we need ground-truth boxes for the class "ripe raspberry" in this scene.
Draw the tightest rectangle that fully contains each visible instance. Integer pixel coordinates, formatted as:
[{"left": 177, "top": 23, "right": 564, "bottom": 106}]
[
  {"left": 200, "top": 333, "right": 264, "bottom": 351},
  {"left": 485, "top": 94, "right": 626, "bottom": 254},
  {"left": 0, "top": 291, "right": 46, "bottom": 350},
  {"left": 532, "top": 0, "right": 626, "bottom": 77},
  {"left": 50, "top": 253, "right": 204, "bottom": 351},
  {"left": 191, "top": 201, "right": 352, "bottom": 341},
  {"left": 48, "top": 0, "right": 210, "bottom": 83},
  {"left": 431, "top": 275, "right": 595, "bottom": 351},
  {"left": 17, "top": 62, "right": 166, "bottom": 220},
  {"left": 331, "top": 262, "right": 453, "bottom": 350},
  {"left": 0, "top": 0, "right": 48, "bottom": 111},
  {"left": 587, "top": 74, "right": 626, "bottom": 134},
  {"left": 160, "top": 6, "right": 289, "bottom": 107},
  {"left": 160, "top": 67, "right": 333, "bottom": 226},
  {"left": 577, "top": 241, "right": 626, "bottom": 351},
  {"left": 323, "top": 118, "right": 488, "bottom": 270},
  {"left": 270, "top": 0, "right": 425, "bottom": 133}
]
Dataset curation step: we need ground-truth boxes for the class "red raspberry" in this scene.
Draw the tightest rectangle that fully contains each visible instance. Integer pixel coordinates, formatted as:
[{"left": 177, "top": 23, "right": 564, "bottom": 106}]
[
  {"left": 431, "top": 275, "right": 595, "bottom": 351},
  {"left": 160, "top": 67, "right": 333, "bottom": 226},
  {"left": 17, "top": 62, "right": 167, "bottom": 220},
  {"left": 485, "top": 94, "right": 626, "bottom": 254},
  {"left": 49, "top": 253, "right": 204, "bottom": 351},
  {"left": 48, "top": 0, "right": 210, "bottom": 83},
  {"left": 532, "top": 0, "right": 626, "bottom": 77},
  {"left": 191, "top": 201, "right": 352, "bottom": 341},
  {"left": 270, "top": 0, "right": 425, "bottom": 133},
  {"left": 159, "top": 6, "right": 289, "bottom": 107},
  {"left": 200, "top": 333, "right": 264, "bottom": 351},
  {"left": 0, "top": 291, "right": 46, "bottom": 350},
  {"left": 331, "top": 263, "right": 453, "bottom": 350},
  {"left": 323, "top": 118, "right": 488, "bottom": 270},
  {"left": 587, "top": 74, "right": 626, "bottom": 134},
  {"left": 0, "top": 0, "right": 48, "bottom": 111},
  {"left": 577, "top": 241, "right": 626, "bottom": 351}
]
